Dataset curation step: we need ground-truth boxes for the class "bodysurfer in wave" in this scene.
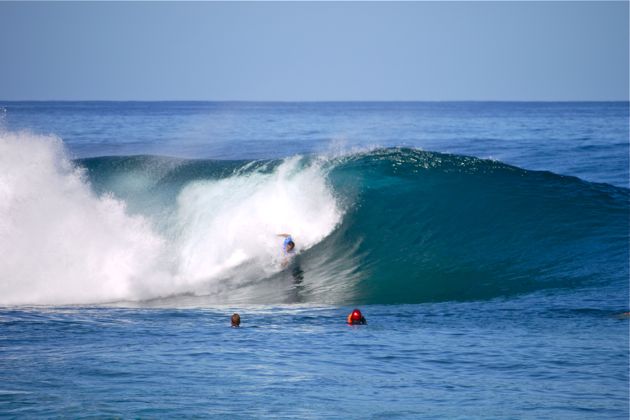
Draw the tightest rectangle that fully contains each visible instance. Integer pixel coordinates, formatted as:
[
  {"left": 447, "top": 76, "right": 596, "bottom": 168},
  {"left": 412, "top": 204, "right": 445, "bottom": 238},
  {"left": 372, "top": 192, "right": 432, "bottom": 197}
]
[
  {"left": 278, "top": 233, "right": 296, "bottom": 254},
  {"left": 277, "top": 233, "right": 296, "bottom": 268},
  {"left": 278, "top": 233, "right": 304, "bottom": 297}
]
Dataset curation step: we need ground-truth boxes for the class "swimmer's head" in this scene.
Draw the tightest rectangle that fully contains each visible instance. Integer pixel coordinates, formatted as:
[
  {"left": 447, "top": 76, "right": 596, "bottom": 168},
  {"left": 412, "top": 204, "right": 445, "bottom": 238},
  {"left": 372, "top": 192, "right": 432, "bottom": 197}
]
[
  {"left": 231, "top": 313, "right": 241, "bottom": 327},
  {"left": 347, "top": 308, "right": 366, "bottom": 325},
  {"left": 286, "top": 241, "right": 295, "bottom": 252}
]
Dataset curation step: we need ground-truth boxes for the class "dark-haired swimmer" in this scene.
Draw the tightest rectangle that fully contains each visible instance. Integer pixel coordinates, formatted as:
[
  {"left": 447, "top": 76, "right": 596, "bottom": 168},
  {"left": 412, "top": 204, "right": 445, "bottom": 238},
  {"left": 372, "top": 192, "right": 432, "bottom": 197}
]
[
  {"left": 231, "top": 313, "right": 241, "bottom": 328},
  {"left": 347, "top": 308, "right": 367, "bottom": 325}
]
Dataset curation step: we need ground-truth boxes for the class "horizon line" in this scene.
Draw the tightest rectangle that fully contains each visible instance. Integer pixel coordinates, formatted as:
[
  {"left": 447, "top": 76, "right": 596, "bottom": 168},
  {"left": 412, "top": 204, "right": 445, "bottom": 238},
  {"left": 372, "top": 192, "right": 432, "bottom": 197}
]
[{"left": 1, "top": 99, "right": 629, "bottom": 103}]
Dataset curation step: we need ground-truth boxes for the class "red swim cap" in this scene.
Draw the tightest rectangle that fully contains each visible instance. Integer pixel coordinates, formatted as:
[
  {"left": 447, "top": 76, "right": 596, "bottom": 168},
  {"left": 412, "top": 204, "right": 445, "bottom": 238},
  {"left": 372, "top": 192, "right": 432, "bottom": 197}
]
[{"left": 351, "top": 309, "right": 362, "bottom": 321}]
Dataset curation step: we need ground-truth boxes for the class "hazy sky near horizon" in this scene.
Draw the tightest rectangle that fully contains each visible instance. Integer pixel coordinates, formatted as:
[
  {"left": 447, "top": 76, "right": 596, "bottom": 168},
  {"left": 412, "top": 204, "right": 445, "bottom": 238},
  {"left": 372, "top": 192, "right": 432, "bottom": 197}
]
[{"left": 0, "top": 1, "right": 628, "bottom": 101}]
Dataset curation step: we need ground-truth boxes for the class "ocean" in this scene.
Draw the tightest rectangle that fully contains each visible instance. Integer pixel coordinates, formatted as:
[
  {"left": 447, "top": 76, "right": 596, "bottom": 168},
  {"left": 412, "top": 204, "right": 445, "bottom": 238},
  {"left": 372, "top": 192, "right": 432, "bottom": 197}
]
[{"left": 0, "top": 101, "right": 628, "bottom": 418}]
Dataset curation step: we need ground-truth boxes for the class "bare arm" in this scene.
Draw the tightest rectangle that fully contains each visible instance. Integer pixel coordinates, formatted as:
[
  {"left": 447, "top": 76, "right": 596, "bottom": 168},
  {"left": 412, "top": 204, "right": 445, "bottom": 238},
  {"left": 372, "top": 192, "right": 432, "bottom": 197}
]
[{"left": 277, "top": 233, "right": 291, "bottom": 238}]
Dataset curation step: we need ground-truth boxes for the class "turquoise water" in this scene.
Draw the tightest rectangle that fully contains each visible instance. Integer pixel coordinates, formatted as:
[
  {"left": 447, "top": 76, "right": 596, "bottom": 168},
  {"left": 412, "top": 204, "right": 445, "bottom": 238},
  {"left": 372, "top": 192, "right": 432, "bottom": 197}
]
[{"left": 0, "top": 102, "right": 628, "bottom": 417}]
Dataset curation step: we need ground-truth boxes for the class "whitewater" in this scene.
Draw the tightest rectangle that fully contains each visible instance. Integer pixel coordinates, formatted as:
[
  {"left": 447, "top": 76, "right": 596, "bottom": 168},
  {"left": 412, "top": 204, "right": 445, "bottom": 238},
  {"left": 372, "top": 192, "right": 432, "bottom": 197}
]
[{"left": 0, "top": 132, "right": 342, "bottom": 305}]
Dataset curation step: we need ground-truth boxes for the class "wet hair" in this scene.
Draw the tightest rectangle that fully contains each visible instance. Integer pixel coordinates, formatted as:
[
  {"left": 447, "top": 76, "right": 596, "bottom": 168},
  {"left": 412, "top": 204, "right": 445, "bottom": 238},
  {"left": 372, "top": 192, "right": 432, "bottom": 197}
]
[{"left": 231, "top": 313, "right": 241, "bottom": 327}]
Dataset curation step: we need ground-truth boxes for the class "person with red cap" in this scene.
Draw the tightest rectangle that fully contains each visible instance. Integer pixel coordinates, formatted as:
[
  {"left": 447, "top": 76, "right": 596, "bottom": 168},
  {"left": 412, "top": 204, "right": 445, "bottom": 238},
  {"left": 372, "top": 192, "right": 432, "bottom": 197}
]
[{"left": 347, "top": 308, "right": 367, "bottom": 325}]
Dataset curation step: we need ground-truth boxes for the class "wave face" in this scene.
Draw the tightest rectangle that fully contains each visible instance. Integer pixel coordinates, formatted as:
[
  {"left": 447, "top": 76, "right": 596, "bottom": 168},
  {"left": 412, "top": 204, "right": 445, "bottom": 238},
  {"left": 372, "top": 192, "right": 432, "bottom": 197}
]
[
  {"left": 1, "top": 132, "right": 627, "bottom": 305},
  {"left": 324, "top": 149, "right": 628, "bottom": 303}
]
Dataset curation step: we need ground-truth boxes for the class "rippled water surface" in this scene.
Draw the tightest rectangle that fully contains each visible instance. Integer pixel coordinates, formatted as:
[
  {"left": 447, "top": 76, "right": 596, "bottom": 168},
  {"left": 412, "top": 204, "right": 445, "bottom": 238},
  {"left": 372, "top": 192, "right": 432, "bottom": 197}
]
[{"left": 1, "top": 298, "right": 628, "bottom": 418}]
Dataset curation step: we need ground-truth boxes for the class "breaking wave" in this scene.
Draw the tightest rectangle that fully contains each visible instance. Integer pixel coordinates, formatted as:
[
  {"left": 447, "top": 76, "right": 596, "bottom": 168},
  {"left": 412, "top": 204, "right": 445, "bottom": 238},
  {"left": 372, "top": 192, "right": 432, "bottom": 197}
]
[{"left": 0, "top": 131, "right": 627, "bottom": 305}]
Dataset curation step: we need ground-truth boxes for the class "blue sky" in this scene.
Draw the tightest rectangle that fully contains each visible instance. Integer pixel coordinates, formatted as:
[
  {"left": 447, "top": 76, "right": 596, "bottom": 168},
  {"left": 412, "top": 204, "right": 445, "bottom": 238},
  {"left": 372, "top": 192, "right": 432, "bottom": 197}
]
[{"left": 0, "top": 1, "right": 627, "bottom": 101}]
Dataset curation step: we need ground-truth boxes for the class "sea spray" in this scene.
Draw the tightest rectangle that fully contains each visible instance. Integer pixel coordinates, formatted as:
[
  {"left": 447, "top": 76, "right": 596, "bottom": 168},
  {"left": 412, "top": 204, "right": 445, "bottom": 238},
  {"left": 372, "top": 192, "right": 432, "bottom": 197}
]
[
  {"left": 0, "top": 132, "right": 343, "bottom": 305},
  {"left": 0, "top": 132, "right": 167, "bottom": 305},
  {"left": 169, "top": 156, "right": 342, "bottom": 293}
]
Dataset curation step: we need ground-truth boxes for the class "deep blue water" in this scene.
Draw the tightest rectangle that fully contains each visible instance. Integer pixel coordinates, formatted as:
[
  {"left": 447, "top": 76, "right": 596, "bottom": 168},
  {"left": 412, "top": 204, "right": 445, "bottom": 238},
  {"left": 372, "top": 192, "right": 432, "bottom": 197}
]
[
  {"left": 1, "top": 301, "right": 627, "bottom": 418},
  {"left": 2, "top": 101, "right": 628, "bottom": 186},
  {"left": 0, "top": 102, "right": 628, "bottom": 418}
]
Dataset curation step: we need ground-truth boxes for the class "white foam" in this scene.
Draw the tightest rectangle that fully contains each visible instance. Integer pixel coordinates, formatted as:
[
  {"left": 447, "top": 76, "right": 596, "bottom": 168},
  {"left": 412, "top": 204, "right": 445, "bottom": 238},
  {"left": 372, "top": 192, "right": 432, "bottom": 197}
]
[
  {"left": 0, "top": 132, "right": 342, "bottom": 305},
  {"left": 0, "top": 132, "right": 169, "bottom": 305},
  {"left": 170, "top": 157, "right": 342, "bottom": 292}
]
